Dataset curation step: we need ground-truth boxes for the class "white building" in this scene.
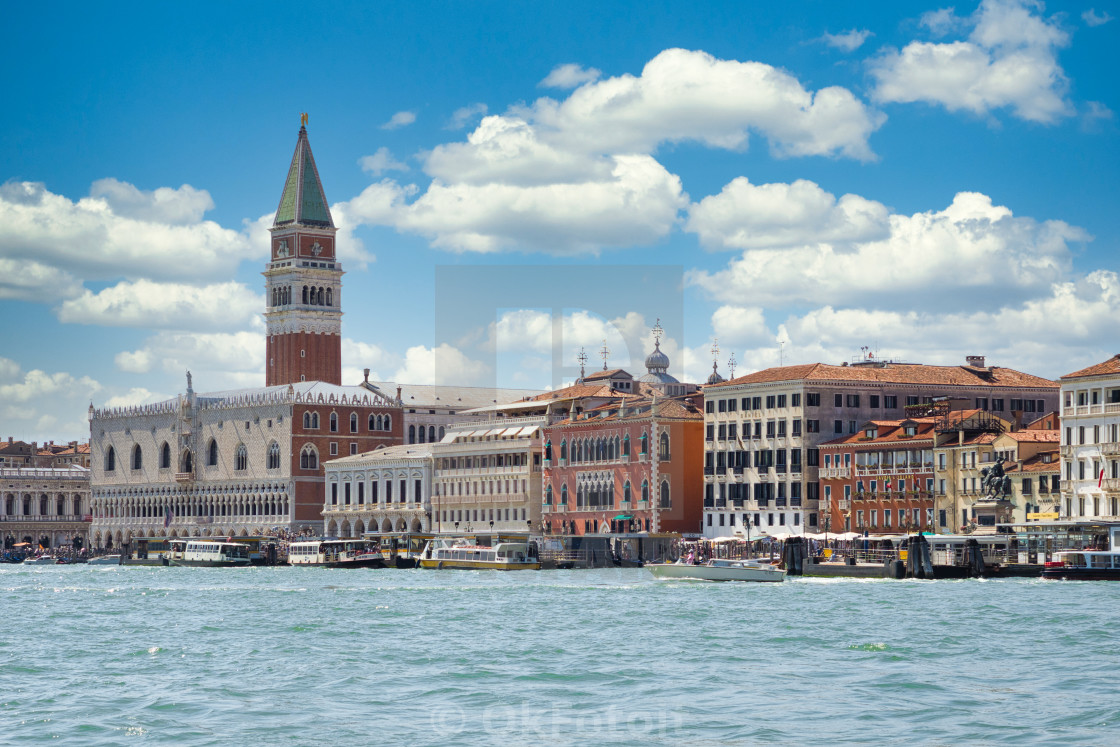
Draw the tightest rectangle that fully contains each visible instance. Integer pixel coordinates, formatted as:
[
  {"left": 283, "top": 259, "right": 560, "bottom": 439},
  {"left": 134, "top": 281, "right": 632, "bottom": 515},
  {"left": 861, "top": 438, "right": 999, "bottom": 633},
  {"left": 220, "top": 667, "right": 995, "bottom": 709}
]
[
  {"left": 1, "top": 465, "right": 91, "bottom": 550},
  {"left": 1060, "top": 355, "right": 1120, "bottom": 520},
  {"left": 323, "top": 444, "right": 433, "bottom": 537}
]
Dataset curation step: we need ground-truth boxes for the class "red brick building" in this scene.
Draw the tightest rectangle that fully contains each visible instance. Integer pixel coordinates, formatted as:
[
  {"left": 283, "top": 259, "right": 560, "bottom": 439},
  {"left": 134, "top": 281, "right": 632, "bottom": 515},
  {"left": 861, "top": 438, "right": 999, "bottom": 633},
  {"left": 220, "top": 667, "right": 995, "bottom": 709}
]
[{"left": 542, "top": 395, "right": 704, "bottom": 536}]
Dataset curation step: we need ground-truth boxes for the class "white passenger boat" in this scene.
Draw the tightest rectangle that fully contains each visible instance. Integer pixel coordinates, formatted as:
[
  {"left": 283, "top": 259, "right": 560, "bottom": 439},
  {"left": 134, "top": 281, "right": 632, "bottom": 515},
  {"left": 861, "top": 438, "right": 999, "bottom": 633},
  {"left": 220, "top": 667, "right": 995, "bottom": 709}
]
[
  {"left": 288, "top": 539, "right": 386, "bottom": 568},
  {"left": 22, "top": 555, "right": 56, "bottom": 565},
  {"left": 419, "top": 538, "right": 540, "bottom": 570},
  {"left": 88, "top": 555, "right": 121, "bottom": 565},
  {"left": 1042, "top": 526, "right": 1120, "bottom": 581},
  {"left": 166, "top": 540, "right": 251, "bottom": 567},
  {"left": 649, "top": 558, "right": 785, "bottom": 583}
]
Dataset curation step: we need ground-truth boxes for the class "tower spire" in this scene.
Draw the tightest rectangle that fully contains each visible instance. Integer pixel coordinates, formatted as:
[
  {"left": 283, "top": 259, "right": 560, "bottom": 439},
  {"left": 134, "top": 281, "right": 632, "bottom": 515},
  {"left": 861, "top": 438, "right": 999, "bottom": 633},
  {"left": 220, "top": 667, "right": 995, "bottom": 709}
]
[{"left": 274, "top": 119, "right": 334, "bottom": 229}]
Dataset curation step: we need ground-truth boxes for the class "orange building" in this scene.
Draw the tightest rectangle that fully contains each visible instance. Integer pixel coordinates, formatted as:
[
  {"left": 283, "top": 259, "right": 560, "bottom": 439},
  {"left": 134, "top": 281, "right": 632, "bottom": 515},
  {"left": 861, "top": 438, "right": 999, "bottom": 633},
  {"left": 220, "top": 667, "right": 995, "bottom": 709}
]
[{"left": 542, "top": 395, "right": 704, "bottom": 536}]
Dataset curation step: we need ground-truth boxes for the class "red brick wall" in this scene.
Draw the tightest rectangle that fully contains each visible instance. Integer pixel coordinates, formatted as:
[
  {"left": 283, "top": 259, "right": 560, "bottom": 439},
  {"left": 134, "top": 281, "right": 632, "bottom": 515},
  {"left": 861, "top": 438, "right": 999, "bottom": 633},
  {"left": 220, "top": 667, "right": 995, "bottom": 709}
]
[{"left": 267, "top": 331, "right": 342, "bottom": 387}]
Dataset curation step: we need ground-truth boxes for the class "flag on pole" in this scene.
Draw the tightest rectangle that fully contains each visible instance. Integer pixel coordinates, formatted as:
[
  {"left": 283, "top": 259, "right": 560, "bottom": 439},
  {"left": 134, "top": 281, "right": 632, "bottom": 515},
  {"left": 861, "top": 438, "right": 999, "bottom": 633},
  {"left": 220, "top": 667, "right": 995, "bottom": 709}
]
[{"left": 1100, "top": 467, "right": 1106, "bottom": 488}]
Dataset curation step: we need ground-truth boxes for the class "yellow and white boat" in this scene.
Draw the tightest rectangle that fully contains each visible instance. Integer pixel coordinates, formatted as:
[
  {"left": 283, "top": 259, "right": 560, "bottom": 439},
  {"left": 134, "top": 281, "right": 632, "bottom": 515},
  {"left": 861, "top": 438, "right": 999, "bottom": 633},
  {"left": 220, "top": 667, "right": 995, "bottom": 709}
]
[{"left": 419, "top": 538, "right": 540, "bottom": 570}]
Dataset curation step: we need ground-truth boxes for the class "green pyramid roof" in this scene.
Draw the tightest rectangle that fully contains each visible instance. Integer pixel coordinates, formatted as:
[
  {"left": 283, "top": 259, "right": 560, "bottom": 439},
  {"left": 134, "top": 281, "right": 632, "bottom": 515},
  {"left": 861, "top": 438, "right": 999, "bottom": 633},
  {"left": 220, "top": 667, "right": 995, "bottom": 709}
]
[{"left": 273, "top": 126, "right": 334, "bottom": 228}]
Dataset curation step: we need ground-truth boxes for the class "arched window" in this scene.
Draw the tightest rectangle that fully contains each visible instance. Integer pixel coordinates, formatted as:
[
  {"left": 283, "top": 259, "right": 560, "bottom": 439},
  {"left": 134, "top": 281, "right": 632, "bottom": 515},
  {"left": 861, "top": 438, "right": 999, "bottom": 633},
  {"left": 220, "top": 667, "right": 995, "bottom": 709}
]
[
  {"left": 545, "top": 485, "right": 553, "bottom": 505},
  {"left": 624, "top": 481, "right": 631, "bottom": 503},
  {"left": 369, "top": 414, "right": 377, "bottom": 431},
  {"left": 72, "top": 496, "right": 81, "bottom": 515},
  {"left": 660, "top": 479, "right": 671, "bottom": 508},
  {"left": 160, "top": 442, "right": 171, "bottom": 469},
  {"left": 544, "top": 441, "right": 552, "bottom": 461},
  {"left": 642, "top": 479, "right": 649, "bottom": 503},
  {"left": 622, "top": 435, "right": 630, "bottom": 457},
  {"left": 22, "top": 496, "right": 30, "bottom": 515},
  {"left": 303, "top": 412, "right": 312, "bottom": 429},
  {"left": 561, "top": 484, "right": 568, "bottom": 505},
  {"left": 384, "top": 415, "right": 391, "bottom": 431},
  {"left": 560, "top": 440, "right": 567, "bottom": 460},
  {"left": 207, "top": 439, "right": 218, "bottom": 466},
  {"left": 659, "top": 432, "right": 670, "bottom": 461},
  {"left": 417, "top": 426, "right": 426, "bottom": 444},
  {"left": 438, "top": 426, "right": 445, "bottom": 440},
  {"left": 330, "top": 412, "right": 338, "bottom": 433},
  {"left": 640, "top": 432, "right": 648, "bottom": 455},
  {"left": 235, "top": 444, "right": 248, "bottom": 471},
  {"left": 408, "top": 425, "right": 416, "bottom": 444},
  {"left": 299, "top": 444, "right": 318, "bottom": 470},
  {"left": 132, "top": 444, "right": 142, "bottom": 470},
  {"left": 317, "top": 287, "right": 324, "bottom": 305},
  {"left": 326, "top": 288, "right": 333, "bottom": 306},
  {"left": 267, "top": 441, "right": 280, "bottom": 469},
  {"left": 350, "top": 412, "right": 358, "bottom": 433},
  {"left": 105, "top": 446, "right": 116, "bottom": 472},
  {"left": 181, "top": 449, "right": 193, "bottom": 474},
  {"left": 311, "top": 412, "right": 319, "bottom": 429},
  {"left": 302, "top": 286, "right": 308, "bottom": 304},
  {"left": 429, "top": 426, "right": 436, "bottom": 443},
  {"left": 40, "top": 495, "right": 48, "bottom": 515}
]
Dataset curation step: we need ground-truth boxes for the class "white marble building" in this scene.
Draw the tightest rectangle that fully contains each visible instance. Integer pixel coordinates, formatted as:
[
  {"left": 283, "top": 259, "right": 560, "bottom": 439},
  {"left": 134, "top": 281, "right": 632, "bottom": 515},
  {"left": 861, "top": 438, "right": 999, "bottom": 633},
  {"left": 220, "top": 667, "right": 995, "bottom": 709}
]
[
  {"left": 323, "top": 444, "right": 433, "bottom": 537},
  {"left": 1060, "top": 355, "right": 1120, "bottom": 520}
]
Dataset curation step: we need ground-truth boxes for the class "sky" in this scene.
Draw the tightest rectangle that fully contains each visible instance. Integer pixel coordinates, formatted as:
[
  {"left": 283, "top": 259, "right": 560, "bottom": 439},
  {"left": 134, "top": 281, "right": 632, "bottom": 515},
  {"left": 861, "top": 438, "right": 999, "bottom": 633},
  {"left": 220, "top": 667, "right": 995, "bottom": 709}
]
[{"left": 1, "top": 0, "right": 1118, "bottom": 443}]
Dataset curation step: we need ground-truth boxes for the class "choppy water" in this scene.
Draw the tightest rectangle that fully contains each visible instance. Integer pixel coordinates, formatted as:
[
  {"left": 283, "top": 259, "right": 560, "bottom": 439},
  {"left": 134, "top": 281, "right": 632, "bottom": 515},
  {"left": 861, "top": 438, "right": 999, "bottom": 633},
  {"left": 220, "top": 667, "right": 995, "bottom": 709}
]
[{"left": 2, "top": 566, "right": 1119, "bottom": 746}]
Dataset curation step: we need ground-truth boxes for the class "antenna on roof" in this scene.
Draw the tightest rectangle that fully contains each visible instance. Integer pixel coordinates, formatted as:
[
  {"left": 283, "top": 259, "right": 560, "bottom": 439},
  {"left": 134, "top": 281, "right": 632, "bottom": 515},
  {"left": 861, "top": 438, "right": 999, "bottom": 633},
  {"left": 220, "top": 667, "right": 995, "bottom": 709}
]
[
  {"left": 600, "top": 339, "right": 610, "bottom": 370},
  {"left": 728, "top": 352, "right": 736, "bottom": 379}
]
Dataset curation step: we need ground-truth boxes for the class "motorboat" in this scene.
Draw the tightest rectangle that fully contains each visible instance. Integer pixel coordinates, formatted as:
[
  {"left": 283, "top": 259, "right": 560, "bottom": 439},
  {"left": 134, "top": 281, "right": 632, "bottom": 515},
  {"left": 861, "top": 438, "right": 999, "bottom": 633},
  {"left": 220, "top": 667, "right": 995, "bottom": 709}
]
[
  {"left": 288, "top": 539, "right": 386, "bottom": 568},
  {"left": 166, "top": 540, "right": 250, "bottom": 567},
  {"left": 22, "top": 555, "right": 56, "bottom": 565},
  {"left": 1042, "top": 526, "right": 1120, "bottom": 581},
  {"left": 87, "top": 555, "right": 122, "bottom": 566},
  {"left": 419, "top": 538, "right": 540, "bottom": 570},
  {"left": 648, "top": 558, "right": 785, "bottom": 582}
]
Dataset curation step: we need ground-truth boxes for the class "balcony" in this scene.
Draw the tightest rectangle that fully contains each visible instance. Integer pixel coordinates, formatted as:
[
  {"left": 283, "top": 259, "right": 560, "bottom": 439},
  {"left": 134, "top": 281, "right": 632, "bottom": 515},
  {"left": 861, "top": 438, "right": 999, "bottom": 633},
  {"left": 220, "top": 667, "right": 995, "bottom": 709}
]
[
  {"left": 820, "top": 467, "right": 850, "bottom": 480},
  {"left": 174, "top": 472, "right": 193, "bottom": 483},
  {"left": 0, "top": 514, "right": 90, "bottom": 523},
  {"left": 1104, "top": 478, "right": 1120, "bottom": 492}
]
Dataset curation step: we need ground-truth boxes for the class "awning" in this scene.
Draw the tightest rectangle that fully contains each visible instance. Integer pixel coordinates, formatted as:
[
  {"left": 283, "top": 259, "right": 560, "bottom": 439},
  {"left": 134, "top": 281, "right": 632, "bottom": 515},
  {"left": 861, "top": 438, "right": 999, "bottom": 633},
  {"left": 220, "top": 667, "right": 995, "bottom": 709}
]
[{"left": 613, "top": 514, "right": 633, "bottom": 521}]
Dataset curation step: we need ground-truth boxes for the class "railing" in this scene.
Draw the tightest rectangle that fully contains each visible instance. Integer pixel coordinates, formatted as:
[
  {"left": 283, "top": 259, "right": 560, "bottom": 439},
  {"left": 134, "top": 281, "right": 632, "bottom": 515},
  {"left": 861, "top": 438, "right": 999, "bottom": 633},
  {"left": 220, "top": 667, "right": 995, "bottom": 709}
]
[
  {"left": 820, "top": 467, "right": 850, "bottom": 479},
  {"left": 1101, "top": 443, "right": 1120, "bottom": 456},
  {"left": 1104, "top": 478, "right": 1120, "bottom": 492},
  {"left": 175, "top": 472, "right": 193, "bottom": 483},
  {"left": 0, "top": 514, "right": 90, "bottom": 522},
  {"left": 0, "top": 467, "right": 89, "bottom": 480}
]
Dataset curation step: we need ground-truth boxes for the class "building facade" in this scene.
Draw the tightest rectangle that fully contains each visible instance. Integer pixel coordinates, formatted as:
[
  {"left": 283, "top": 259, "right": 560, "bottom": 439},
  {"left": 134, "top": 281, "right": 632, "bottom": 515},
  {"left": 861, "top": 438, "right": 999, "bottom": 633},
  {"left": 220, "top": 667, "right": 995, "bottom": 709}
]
[
  {"left": 820, "top": 417, "right": 938, "bottom": 536},
  {"left": 323, "top": 444, "right": 433, "bottom": 537},
  {"left": 1, "top": 465, "right": 91, "bottom": 550},
  {"left": 542, "top": 395, "right": 704, "bottom": 537},
  {"left": 1059, "top": 355, "right": 1120, "bottom": 520},
  {"left": 701, "top": 357, "right": 1059, "bottom": 538}
]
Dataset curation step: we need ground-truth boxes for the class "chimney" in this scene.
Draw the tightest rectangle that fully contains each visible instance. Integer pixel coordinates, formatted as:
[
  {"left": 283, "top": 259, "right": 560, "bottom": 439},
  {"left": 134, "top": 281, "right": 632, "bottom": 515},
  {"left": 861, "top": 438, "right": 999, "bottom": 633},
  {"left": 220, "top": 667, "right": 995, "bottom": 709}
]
[
  {"left": 966, "top": 355, "right": 986, "bottom": 368},
  {"left": 363, "top": 368, "right": 370, "bottom": 383}
]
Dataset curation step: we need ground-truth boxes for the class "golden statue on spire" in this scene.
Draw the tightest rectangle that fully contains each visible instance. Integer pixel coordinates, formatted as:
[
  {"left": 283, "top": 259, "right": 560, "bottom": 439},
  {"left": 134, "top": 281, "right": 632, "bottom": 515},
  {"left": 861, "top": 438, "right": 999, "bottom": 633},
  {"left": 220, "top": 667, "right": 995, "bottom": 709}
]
[{"left": 300, "top": 112, "right": 309, "bottom": 127}]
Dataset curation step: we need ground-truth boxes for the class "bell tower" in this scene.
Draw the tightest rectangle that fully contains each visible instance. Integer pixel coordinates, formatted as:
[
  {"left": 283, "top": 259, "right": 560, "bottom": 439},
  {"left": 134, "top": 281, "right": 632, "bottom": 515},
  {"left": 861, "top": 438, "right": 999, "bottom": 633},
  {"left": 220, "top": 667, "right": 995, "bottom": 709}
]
[{"left": 264, "top": 117, "right": 343, "bottom": 386}]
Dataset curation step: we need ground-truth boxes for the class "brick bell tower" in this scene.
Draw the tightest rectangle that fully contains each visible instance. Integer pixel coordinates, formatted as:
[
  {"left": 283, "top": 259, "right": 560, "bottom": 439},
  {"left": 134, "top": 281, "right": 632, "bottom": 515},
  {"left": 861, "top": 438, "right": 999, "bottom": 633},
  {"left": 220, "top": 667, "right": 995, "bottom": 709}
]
[{"left": 264, "top": 116, "right": 343, "bottom": 386}]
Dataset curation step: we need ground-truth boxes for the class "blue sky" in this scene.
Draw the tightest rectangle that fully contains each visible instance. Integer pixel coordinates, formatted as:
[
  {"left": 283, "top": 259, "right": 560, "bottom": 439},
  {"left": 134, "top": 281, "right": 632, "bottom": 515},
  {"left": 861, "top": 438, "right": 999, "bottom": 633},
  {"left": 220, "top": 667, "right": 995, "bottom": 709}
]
[{"left": 1, "top": 0, "right": 1117, "bottom": 442}]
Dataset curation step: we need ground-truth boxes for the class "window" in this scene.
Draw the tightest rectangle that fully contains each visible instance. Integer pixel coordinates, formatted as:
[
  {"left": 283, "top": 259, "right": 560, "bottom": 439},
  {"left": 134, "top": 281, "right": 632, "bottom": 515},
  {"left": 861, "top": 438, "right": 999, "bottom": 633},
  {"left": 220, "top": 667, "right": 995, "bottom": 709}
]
[
  {"left": 132, "top": 444, "right": 142, "bottom": 470},
  {"left": 105, "top": 446, "right": 116, "bottom": 472},
  {"left": 834, "top": 420, "right": 843, "bottom": 434},
  {"left": 991, "top": 399, "right": 1004, "bottom": 411},
  {"left": 777, "top": 394, "right": 787, "bottom": 408},
  {"left": 642, "top": 480, "right": 649, "bottom": 503},
  {"left": 299, "top": 444, "right": 318, "bottom": 470},
  {"left": 234, "top": 444, "right": 247, "bottom": 471},
  {"left": 752, "top": 397, "right": 762, "bottom": 410},
  {"left": 705, "top": 400, "right": 714, "bottom": 414},
  {"left": 870, "top": 395, "right": 880, "bottom": 408},
  {"left": 350, "top": 443, "right": 358, "bottom": 455},
  {"left": 207, "top": 439, "right": 218, "bottom": 466},
  {"left": 792, "top": 393, "right": 801, "bottom": 407},
  {"left": 806, "top": 393, "right": 820, "bottom": 407},
  {"left": 408, "top": 425, "right": 416, "bottom": 444},
  {"left": 906, "top": 396, "right": 919, "bottom": 407},
  {"left": 330, "top": 442, "right": 339, "bottom": 456},
  {"left": 561, "top": 484, "right": 568, "bottom": 505},
  {"left": 330, "top": 412, "right": 338, "bottom": 432},
  {"left": 659, "top": 479, "right": 671, "bottom": 508},
  {"left": 303, "top": 412, "right": 319, "bottom": 429},
  {"left": 846, "top": 394, "right": 860, "bottom": 408},
  {"left": 659, "top": 432, "right": 670, "bottom": 461},
  {"left": 834, "top": 394, "right": 843, "bottom": 407},
  {"left": 766, "top": 395, "right": 776, "bottom": 409},
  {"left": 350, "top": 413, "right": 358, "bottom": 433},
  {"left": 268, "top": 441, "right": 280, "bottom": 469},
  {"left": 884, "top": 396, "right": 897, "bottom": 409},
  {"left": 160, "top": 442, "right": 171, "bottom": 469},
  {"left": 718, "top": 399, "right": 726, "bottom": 413},
  {"left": 806, "top": 420, "right": 820, "bottom": 433}
]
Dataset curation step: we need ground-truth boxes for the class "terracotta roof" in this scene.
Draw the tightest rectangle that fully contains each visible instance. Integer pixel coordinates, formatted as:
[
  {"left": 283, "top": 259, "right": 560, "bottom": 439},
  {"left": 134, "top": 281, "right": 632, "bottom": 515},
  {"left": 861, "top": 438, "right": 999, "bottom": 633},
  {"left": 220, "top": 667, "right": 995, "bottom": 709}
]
[
  {"left": 550, "top": 395, "right": 702, "bottom": 427},
  {"left": 1001, "top": 430, "right": 1060, "bottom": 443},
  {"left": 1062, "top": 354, "right": 1120, "bottom": 380},
  {"left": 820, "top": 418, "right": 939, "bottom": 447},
  {"left": 526, "top": 383, "right": 622, "bottom": 402},
  {"left": 1004, "top": 451, "right": 1060, "bottom": 473},
  {"left": 582, "top": 368, "right": 630, "bottom": 380},
  {"left": 708, "top": 362, "right": 1056, "bottom": 389}
]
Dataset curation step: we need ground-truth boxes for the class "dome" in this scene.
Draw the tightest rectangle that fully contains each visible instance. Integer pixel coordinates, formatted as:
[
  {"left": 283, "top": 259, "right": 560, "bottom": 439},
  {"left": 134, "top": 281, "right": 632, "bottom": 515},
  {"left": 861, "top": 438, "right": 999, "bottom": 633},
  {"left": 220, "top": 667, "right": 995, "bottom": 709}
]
[
  {"left": 644, "top": 341, "right": 671, "bottom": 372},
  {"left": 706, "top": 366, "right": 725, "bottom": 385}
]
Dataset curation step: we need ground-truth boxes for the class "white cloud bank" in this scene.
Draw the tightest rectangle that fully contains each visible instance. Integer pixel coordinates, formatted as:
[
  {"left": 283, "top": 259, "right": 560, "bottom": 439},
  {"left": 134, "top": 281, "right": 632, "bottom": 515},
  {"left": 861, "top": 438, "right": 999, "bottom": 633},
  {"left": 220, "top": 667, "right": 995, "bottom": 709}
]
[{"left": 871, "top": 0, "right": 1073, "bottom": 123}]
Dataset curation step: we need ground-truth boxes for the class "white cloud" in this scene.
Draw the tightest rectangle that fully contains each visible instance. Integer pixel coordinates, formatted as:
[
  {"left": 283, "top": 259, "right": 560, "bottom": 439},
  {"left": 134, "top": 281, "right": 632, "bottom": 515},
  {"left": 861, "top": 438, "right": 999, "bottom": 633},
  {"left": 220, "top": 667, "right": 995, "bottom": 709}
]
[
  {"left": 0, "top": 257, "right": 83, "bottom": 302},
  {"left": 56, "top": 280, "right": 261, "bottom": 330},
  {"left": 115, "top": 331, "right": 264, "bottom": 387},
  {"left": 710, "top": 306, "right": 773, "bottom": 348},
  {"left": 758, "top": 270, "right": 1120, "bottom": 380},
  {"left": 89, "top": 178, "right": 214, "bottom": 225},
  {"left": 1082, "top": 8, "right": 1113, "bottom": 27},
  {"left": 447, "top": 103, "right": 488, "bottom": 130},
  {"left": 0, "top": 368, "right": 100, "bottom": 403},
  {"left": 382, "top": 111, "right": 417, "bottom": 130},
  {"left": 689, "top": 191, "right": 1086, "bottom": 310},
  {"left": 821, "top": 29, "right": 873, "bottom": 52},
  {"left": 114, "top": 349, "right": 153, "bottom": 374},
  {"left": 529, "top": 48, "right": 883, "bottom": 160},
  {"left": 0, "top": 180, "right": 255, "bottom": 285},
  {"left": 871, "top": 0, "right": 1073, "bottom": 123},
  {"left": 104, "top": 388, "right": 166, "bottom": 408},
  {"left": 686, "top": 177, "right": 890, "bottom": 250},
  {"left": 358, "top": 147, "right": 408, "bottom": 175},
  {"left": 392, "top": 343, "right": 491, "bottom": 386},
  {"left": 0, "top": 356, "right": 20, "bottom": 382},
  {"left": 539, "top": 63, "right": 602, "bottom": 89}
]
